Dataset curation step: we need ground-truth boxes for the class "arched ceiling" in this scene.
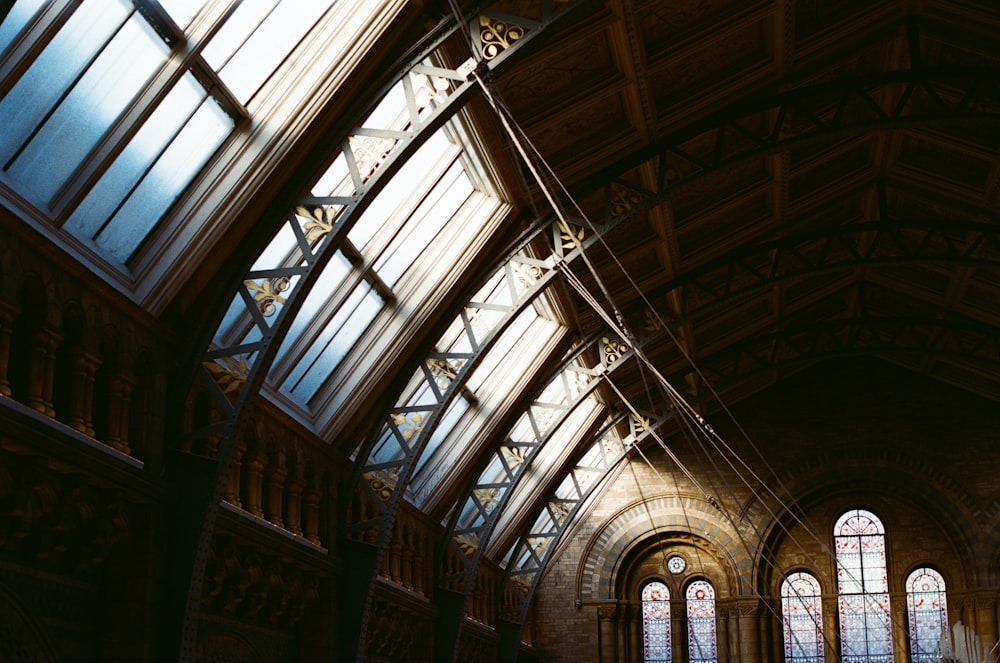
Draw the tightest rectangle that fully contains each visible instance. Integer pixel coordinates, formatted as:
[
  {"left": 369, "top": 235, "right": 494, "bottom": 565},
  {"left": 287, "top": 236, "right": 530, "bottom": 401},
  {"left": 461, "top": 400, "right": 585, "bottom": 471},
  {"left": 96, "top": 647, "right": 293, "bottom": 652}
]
[
  {"left": 173, "top": 0, "right": 1000, "bottom": 658},
  {"left": 485, "top": 0, "right": 1000, "bottom": 412}
]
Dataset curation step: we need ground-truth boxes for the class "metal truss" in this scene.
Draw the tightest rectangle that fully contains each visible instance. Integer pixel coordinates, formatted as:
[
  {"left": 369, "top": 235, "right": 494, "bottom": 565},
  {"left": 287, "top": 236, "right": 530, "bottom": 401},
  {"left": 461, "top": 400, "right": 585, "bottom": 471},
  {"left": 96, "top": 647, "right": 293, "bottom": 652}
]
[
  {"left": 572, "top": 66, "right": 1000, "bottom": 239},
  {"left": 435, "top": 330, "right": 675, "bottom": 661},
  {"left": 492, "top": 314, "right": 1000, "bottom": 638},
  {"left": 635, "top": 218, "right": 1000, "bottom": 329},
  {"left": 177, "top": 9, "right": 1000, "bottom": 657},
  {"left": 678, "top": 313, "right": 1000, "bottom": 400},
  {"left": 175, "top": 2, "right": 590, "bottom": 660}
]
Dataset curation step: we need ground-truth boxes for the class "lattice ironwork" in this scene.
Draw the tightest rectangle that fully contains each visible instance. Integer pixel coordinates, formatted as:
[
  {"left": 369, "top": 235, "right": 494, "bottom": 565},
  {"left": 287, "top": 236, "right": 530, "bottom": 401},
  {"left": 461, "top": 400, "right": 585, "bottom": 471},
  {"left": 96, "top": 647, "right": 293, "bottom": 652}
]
[{"left": 175, "top": 2, "right": 590, "bottom": 661}]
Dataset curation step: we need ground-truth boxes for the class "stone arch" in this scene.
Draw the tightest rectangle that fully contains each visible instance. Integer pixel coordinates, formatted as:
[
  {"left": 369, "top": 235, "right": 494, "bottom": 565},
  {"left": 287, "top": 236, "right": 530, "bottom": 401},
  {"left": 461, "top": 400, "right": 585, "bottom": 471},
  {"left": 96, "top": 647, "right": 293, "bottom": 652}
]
[
  {"left": 195, "top": 628, "right": 264, "bottom": 663},
  {"left": 577, "top": 492, "right": 750, "bottom": 602},
  {"left": 751, "top": 451, "right": 984, "bottom": 594},
  {"left": 0, "top": 582, "right": 60, "bottom": 663}
]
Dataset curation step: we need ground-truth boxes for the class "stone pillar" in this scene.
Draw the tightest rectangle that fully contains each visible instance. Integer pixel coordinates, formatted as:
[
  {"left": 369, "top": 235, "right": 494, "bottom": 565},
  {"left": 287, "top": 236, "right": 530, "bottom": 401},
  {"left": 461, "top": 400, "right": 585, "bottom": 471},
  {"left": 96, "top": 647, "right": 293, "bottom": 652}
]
[
  {"left": 975, "top": 591, "right": 998, "bottom": 662},
  {"left": 598, "top": 604, "right": 617, "bottom": 662},
  {"left": 892, "top": 594, "right": 907, "bottom": 663},
  {"left": 673, "top": 600, "right": 685, "bottom": 663},
  {"left": 729, "top": 604, "right": 741, "bottom": 663},
  {"left": 823, "top": 596, "right": 838, "bottom": 663},
  {"left": 716, "top": 602, "right": 730, "bottom": 663},
  {"left": 736, "top": 598, "right": 761, "bottom": 663}
]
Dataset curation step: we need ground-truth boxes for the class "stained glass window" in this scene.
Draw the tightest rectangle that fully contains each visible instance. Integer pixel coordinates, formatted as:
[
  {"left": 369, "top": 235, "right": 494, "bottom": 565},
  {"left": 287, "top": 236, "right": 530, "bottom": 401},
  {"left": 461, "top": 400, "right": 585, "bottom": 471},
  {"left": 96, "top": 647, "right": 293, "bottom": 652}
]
[
  {"left": 642, "top": 581, "right": 672, "bottom": 663},
  {"left": 835, "top": 508, "right": 893, "bottom": 663},
  {"left": 782, "top": 571, "right": 824, "bottom": 663},
  {"left": 686, "top": 580, "right": 718, "bottom": 663},
  {"left": 907, "top": 567, "right": 949, "bottom": 662}
]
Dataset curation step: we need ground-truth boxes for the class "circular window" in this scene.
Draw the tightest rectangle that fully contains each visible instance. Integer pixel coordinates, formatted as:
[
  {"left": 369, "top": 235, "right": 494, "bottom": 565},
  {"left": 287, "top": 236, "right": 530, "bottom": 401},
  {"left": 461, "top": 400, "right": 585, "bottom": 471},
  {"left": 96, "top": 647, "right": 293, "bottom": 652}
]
[{"left": 666, "top": 555, "right": 686, "bottom": 574}]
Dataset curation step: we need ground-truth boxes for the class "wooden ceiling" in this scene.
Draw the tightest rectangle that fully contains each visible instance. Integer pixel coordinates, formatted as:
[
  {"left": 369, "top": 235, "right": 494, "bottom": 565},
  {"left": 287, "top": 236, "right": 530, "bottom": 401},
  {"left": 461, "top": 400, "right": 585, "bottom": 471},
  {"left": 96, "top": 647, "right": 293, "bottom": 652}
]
[{"left": 479, "top": 0, "right": 1000, "bottom": 412}]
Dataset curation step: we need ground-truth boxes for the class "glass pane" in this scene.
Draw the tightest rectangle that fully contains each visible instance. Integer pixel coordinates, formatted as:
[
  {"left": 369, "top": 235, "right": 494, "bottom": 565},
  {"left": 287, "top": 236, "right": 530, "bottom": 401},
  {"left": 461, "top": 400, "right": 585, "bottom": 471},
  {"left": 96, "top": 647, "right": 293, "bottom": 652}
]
[
  {"left": 65, "top": 72, "right": 204, "bottom": 240},
  {"left": 782, "top": 572, "right": 823, "bottom": 663},
  {"left": 284, "top": 283, "right": 383, "bottom": 403},
  {"left": 7, "top": 12, "right": 168, "bottom": 207},
  {"left": 94, "top": 92, "right": 233, "bottom": 263},
  {"left": 0, "top": 0, "right": 47, "bottom": 52},
  {"left": 642, "top": 581, "right": 671, "bottom": 663},
  {"left": 907, "top": 568, "right": 948, "bottom": 663},
  {"left": 157, "top": 0, "right": 205, "bottom": 28},
  {"left": 686, "top": 580, "right": 717, "bottom": 663},
  {"left": 0, "top": 0, "right": 130, "bottom": 168},
  {"left": 835, "top": 509, "right": 892, "bottom": 663},
  {"left": 204, "top": 0, "right": 333, "bottom": 103}
]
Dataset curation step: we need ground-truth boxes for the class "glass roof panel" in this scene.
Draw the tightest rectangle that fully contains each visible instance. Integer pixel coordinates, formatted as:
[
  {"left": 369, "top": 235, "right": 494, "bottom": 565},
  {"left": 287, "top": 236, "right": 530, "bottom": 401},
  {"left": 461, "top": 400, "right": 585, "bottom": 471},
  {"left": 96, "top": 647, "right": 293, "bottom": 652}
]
[
  {"left": 204, "top": 0, "right": 335, "bottom": 103},
  {"left": 0, "top": 0, "right": 47, "bottom": 51}
]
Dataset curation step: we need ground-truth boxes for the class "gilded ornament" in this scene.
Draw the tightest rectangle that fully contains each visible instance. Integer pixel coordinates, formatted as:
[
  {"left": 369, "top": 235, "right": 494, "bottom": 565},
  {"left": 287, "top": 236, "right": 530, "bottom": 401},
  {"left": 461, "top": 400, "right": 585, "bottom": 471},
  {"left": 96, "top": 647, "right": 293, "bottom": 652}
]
[
  {"left": 479, "top": 16, "right": 525, "bottom": 60},
  {"left": 510, "top": 575, "right": 531, "bottom": 595},
  {"left": 510, "top": 261, "right": 544, "bottom": 292},
  {"left": 602, "top": 336, "right": 629, "bottom": 364},
  {"left": 246, "top": 277, "right": 290, "bottom": 317},
  {"left": 610, "top": 185, "right": 644, "bottom": 216},
  {"left": 502, "top": 445, "right": 527, "bottom": 468},
  {"left": 454, "top": 533, "right": 479, "bottom": 557},
  {"left": 426, "top": 357, "right": 461, "bottom": 390},
  {"left": 644, "top": 308, "right": 664, "bottom": 332},
  {"left": 558, "top": 221, "right": 585, "bottom": 250},
  {"left": 363, "top": 468, "right": 398, "bottom": 502},
  {"left": 528, "top": 536, "right": 548, "bottom": 555},
  {"left": 549, "top": 501, "right": 570, "bottom": 524},
  {"left": 411, "top": 72, "right": 449, "bottom": 111},
  {"left": 204, "top": 355, "right": 250, "bottom": 398},
  {"left": 474, "top": 487, "right": 500, "bottom": 512},
  {"left": 350, "top": 134, "right": 397, "bottom": 181},
  {"left": 391, "top": 412, "right": 424, "bottom": 440},
  {"left": 294, "top": 204, "right": 340, "bottom": 243}
]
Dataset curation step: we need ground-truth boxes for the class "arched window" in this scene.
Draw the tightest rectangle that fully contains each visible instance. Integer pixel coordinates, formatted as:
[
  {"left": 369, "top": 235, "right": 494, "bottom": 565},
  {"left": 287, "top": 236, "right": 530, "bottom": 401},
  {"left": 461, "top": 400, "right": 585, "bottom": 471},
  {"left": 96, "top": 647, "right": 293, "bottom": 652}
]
[
  {"left": 686, "top": 580, "right": 718, "bottom": 663},
  {"left": 642, "top": 581, "right": 672, "bottom": 663},
  {"left": 835, "top": 508, "right": 892, "bottom": 663},
  {"left": 906, "top": 567, "right": 949, "bottom": 662},
  {"left": 781, "top": 571, "right": 824, "bottom": 663}
]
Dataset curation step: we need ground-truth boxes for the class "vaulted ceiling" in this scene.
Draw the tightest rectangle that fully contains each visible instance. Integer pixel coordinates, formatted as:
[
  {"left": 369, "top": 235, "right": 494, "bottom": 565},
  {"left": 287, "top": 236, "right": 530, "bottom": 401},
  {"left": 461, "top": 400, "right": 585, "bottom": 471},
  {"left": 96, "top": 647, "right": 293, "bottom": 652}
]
[{"left": 477, "top": 0, "right": 1000, "bottom": 415}]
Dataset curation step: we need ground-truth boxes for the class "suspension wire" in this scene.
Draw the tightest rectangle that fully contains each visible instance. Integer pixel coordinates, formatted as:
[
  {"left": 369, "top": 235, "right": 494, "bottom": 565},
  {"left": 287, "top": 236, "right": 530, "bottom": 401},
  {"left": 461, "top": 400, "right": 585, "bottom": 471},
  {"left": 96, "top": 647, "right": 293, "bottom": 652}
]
[
  {"left": 443, "top": 0, "right": 910, "bottom": 649},
  {"left": 462, "top": 57, "right": 880, "bottom": 645}
]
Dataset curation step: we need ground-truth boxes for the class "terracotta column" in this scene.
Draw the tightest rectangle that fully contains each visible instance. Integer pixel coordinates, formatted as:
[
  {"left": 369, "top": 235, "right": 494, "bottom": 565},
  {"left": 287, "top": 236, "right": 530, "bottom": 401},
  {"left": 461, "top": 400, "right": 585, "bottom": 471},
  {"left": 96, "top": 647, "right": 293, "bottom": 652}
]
[
  {"left": 28, "top": 328, "right": 60, "bottom": 415},
  {"left": 0, "top": 303, "right": 18, "bottom": 396},
  {"left": 105, "top": 375, "right": 134, "bottom": 454}
]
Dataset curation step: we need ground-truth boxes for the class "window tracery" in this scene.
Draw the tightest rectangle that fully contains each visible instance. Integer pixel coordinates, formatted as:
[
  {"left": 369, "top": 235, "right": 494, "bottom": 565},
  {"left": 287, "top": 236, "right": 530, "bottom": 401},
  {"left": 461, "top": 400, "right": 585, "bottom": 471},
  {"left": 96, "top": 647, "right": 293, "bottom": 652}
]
[
  {"left": 906, "top": 567, "right": 949, "bottom": 662},
  {"left": 835, "top": 508, "right": 893, "bottom": 663},
  {"left": 686, "top": 579, "right": 718, "bottom": 663},
  {"left": 642, "top": 580, "right": 671, "bottom": 663},
  {"left": 781, "top": 571, "right": 824, "bottom": 663}
]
